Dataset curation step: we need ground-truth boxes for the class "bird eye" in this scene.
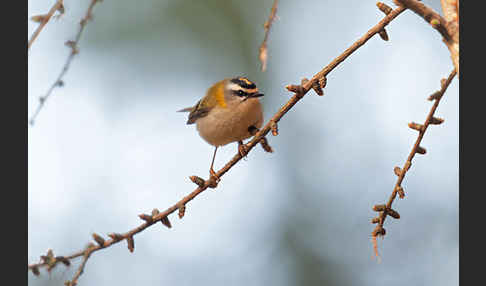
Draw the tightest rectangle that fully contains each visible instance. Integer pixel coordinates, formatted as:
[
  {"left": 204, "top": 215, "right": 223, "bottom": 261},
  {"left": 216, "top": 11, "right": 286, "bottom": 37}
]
[{"left": 238, "top": 90, "right": 245, "bottom": 96}]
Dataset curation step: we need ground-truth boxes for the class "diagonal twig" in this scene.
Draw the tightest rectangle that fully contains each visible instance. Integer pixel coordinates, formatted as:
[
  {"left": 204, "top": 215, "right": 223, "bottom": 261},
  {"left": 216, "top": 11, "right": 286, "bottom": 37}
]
[
  {"left": 258, "top": 0, "right": 279, "bottom": 72},
  {"left": 28, "top": 0, "right": 65, "bottom": 50},
  {"left": 29, "top": 0, "right": 103, "bottom": 126},
  {"left": 371, "top": 69, "right": 457, "bottom": 258},
  {"left": 29, "top": 5, "right": 408, "bottom": 283}
]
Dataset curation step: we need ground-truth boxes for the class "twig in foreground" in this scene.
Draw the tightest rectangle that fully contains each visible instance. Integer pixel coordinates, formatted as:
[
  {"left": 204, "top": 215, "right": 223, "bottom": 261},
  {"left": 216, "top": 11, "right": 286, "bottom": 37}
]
[
  {"left": 29, "top": 0, "right": 102, "bottom": 126},
  {"left": 258, "top": 0, "right": 279, "bottom": 72},
  {"left": 28, "top": 5, "right": 407, "bottom": 284},
  {"left": 28, "top": 0, "right": 65, "bottom": 50},
  {"left": 370, "top": 69, "right": 457, "bottom": 258}
]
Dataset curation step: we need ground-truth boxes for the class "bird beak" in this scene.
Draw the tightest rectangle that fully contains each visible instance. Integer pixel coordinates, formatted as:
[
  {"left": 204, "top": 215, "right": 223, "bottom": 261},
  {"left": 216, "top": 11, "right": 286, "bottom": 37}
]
[{"left": 242, "top": 93, "right": 264, "bottom": 102}]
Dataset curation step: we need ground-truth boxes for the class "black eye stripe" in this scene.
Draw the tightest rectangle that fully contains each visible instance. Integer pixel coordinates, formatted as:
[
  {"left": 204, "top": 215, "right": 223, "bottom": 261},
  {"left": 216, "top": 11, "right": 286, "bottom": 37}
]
[
  {"left": 230, "top": 78, "right": 256, "bottom": 89},
  {"left": 234, "top": 89, "right": 249, "bottom": 97}
]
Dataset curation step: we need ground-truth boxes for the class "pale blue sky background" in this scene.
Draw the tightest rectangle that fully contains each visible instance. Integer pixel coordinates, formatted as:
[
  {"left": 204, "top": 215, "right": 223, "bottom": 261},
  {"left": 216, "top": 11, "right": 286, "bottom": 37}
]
[{"left": 28, "top": 1, "right": 458, "bottom": 285}]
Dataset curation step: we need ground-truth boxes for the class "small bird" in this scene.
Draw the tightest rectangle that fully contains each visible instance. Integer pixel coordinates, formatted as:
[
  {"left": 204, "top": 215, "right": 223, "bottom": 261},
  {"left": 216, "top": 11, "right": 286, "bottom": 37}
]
[{"left": 178, "top": 77, "right": 264, "bottom": 181}]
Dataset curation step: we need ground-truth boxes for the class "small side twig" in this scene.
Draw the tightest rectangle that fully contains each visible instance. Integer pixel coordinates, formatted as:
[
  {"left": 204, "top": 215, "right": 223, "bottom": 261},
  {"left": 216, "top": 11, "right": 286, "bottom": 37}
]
[
  {"left": 29, "top": 0, "right": 103, "bottom": 126},
  {"left": 28, "top": 0, "right": 65, "bottom": 50},
  {"left": 258, "top": 0, "right": 279, "bottom": 72},
  {"left": 371, "top": 69, "right": 457, "bottom": 257}
]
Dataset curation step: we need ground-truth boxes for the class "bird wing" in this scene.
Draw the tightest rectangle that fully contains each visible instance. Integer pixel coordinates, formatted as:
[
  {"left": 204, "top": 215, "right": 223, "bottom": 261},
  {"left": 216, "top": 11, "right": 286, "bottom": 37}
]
[{"left": 178, "top": 99, "right": 211, "bottom": 125}]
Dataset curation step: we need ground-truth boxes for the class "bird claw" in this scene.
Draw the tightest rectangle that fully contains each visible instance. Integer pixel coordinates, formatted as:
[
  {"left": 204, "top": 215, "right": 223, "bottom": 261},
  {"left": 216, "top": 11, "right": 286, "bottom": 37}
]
[
  {"left": 209, "top": 168, "right": 220, "bottom": 187},
  {"left": 238, "top": 142, "right": 249, "bottom": 157}
]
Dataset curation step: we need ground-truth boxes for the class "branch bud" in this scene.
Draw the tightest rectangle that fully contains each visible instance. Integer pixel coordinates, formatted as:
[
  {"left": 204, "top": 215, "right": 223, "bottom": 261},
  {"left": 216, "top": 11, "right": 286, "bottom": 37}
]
[
  {"left": 270, "top": 121, "right": 279, "bottom": 136},
  {"left": 31, "top": 266, "right": 40, "bottom": 276},
  {"left": 161, "top": 216, "right": 172, "bottom": 228},
  {"left": 151, "top": 208, "right": 160, "bottom": 216},
  {"left": 416, "top": 146, "right": 427, "bottom": 155},
  {"left": 386, "top": 208, "right": 400, "bottom": 219},
  {"left": 260, "top": 137, "right": 274, "bottom": 153},
  {"left": 138, "top": 213, "right": 153, "bottom": 223},
  {"left": 376, "top": 2, "right": 392, "bottom": 15},
  {"left": 108, "top": 233, "right": 124, "bottom": 241},
  {"left": 126, "top": 236, "right": 135, "bottom": 253},
  {"left": 372, "top": 204, "right": 386, "bottom": 212},
  {"left": 371, "top": 217, "right": 380, "bottom": 224},
  {"left": 396, "top": 186, "right": 405, "bottom": 199},
  {"left": 408, "top": 122, "right": 424, "bottom": 132},
  {"left": 372, "top": 226, "right": 386, "bottom": 237},
  {"left": 92, "top": 233, "right": 105, "bottom": 247},
  {"left": 394, "top": 166, "right": 402, "bottom": 176},
  {"left": 178, "top": 205, "right": 186, "bottom": 219},
  {"left": 285, "top": 84, "right": 304, "bottom": 97},
  {"left": 429, "top": 117, "right": 444, "bottom": 125},
  {"left": 428, "top": 91, "right": 441, "bottom": 101},
  {"left": 57, "top": 256, "right": 71, "bottom": 266},
  {"left": 378, "top": 29, "right": 389, "bottom": 41},
  {"left": 189, "top": 176, "right": 205, "bottom": 188}
]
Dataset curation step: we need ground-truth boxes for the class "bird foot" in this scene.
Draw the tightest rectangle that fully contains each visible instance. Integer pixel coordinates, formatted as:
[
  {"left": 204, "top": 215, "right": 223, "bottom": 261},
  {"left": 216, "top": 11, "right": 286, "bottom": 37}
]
[
  {"left": 238, "top": 141, "right": 249, "bottom": 157},
  {"left": 209, "top": 168, "right": 220, "bottom": 187}
]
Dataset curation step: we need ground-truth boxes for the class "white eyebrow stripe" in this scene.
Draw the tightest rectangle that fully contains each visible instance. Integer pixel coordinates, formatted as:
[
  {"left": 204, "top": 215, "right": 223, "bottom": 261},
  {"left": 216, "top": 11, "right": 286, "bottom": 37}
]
[{"left": 228, "top": 83, "right": 258, "bottom": 94}]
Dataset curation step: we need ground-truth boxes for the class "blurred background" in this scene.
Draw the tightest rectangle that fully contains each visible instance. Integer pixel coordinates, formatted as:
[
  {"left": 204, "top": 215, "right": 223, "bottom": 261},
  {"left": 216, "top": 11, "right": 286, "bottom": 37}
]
[{"left": 28, "top": 0, "right": 458, "bottom": 285}]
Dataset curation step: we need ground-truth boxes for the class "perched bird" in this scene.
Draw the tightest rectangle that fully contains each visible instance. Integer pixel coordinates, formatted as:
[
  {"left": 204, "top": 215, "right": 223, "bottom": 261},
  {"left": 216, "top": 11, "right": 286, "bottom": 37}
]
[{"left": 178, "top": 77, "right": 264, "bottom": 181}]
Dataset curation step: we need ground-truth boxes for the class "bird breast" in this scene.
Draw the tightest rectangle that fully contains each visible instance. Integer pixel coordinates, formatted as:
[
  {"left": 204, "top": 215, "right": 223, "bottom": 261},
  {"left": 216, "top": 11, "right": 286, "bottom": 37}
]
[{"left": 196, "top": 98, "right": 263, "bottom": 146}]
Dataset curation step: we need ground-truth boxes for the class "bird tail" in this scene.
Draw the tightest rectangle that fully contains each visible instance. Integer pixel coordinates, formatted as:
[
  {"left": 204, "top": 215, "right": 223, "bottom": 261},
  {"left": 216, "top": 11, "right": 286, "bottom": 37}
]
[{"left": 177, "top": 107, "right": 193, "bottom": 112}]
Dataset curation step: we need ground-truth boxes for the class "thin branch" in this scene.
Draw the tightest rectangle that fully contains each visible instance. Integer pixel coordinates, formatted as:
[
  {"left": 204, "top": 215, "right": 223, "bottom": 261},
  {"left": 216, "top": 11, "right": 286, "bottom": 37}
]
[
  {"left": 29, "top": 5, "right": 407, "bottom": 283},
  {"left": 440, "top": 0, "right": 459, "bottom": 74},
  {"left": 394, "top": 0, "right": 459, "bottom": 73},
  {"left": 258, "top": 0, "right": 279, "bottom": 72},
  {"left": 371, "top": 69, "right": 457, "bottom": 257},
  {"left": 29, "top": 0, "right": 103, "bottom": 126},
  {"left": 28, "top": 0, "right": 65, "bottom": 50}
]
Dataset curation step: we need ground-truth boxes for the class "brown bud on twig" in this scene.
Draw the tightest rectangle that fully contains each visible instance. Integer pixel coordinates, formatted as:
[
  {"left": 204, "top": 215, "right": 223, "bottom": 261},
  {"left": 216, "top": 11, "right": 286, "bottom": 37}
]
[
  {"left": 428, "top": 91, "right": 441, "bottom": 101},
  {"left": 64, "top": 40, "right": 79, "bottom": 55},
  {"left": 189, "top": 176, "right": 205, "bottom": 188},
  {"left": 270, "top": 121, "right": 279, "bottom": 136},
  {"left": 416, "top": 146, "right": 427, "bottom": 155},
  {"left": 378, "top": 29, "right": 389, "bottom": 41},
  {"left": 440, "top": 78, "right": 447, "bottom": 88},
  {"left": 376, "top": 2, "right": 392, "bottom": 15},
  {"left": 386, "top": 208, "right": 400, "bottom": 219},
  {"left": 138, "top": 213, "right": 153, "bottom": 223},
  {"left": 126, "top": 236, "right": 135, "bottom": 253},
  {"left": 65, "top": 281, "right": 73, "bottom": 286},
  {"left": 57, "top": 256, "right": 71, "bottom": 266},
  {"left": 429, "top": 117, "right": 444, "bottom": 125},
  {"left": 260, "top": 137, "right": 274, "bottom": 153},
  {"left": 372, "top": 226, "right": 386, "bottom": 237},
  {"left": 312, "top": 80, "right": 324, "bottom": 96},
  {"left": 285, "top": 84, "right": 304, "bottom": 97},
  {"left": 108, "top": 233, "right": 124, "bottom": 241},
  {"left": 92, "top": 233, "right": 105, "bottom": 247},
  {"left": 408, "top": 122, "right": 424, "bottom": 132},
  {"left": 31, "top": 266, "right": 40, "bottom": 276},
  {"left": 396, "top": 186, "right": 405, "bottom": 198},
  {"left": 394, "top": 166, "right": 402, "bottom": 176},
  {"left": 372, "top": 204, "right": 386, "bottom": 212},
  {"left": 318, "top": 76, "right": 327, "bottom": 90},
  {"left": 178, "top": 205, "right": 186, "bottom": 219},
  {"left": 371, "top": 217, "right": 380, "bottom": 224},
  {"left": 31, "top": 14, "right": 49, "bottom": 23},
  {"left": 151, "top": 208, "right": 160, "bottom": 216},
  {"left": 161, "top": 216, "right": 172, "bottom": 229}
]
